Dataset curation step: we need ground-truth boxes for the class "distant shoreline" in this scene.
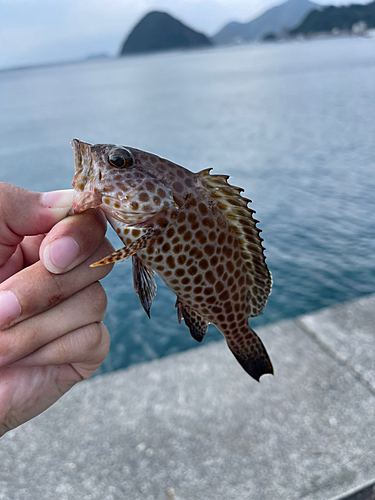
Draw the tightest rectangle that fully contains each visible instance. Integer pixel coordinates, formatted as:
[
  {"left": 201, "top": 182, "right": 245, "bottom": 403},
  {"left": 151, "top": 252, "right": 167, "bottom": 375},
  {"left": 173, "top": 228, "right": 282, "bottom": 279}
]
[{"left": 1, "top": 34, "right": 373, "bottom": 74}]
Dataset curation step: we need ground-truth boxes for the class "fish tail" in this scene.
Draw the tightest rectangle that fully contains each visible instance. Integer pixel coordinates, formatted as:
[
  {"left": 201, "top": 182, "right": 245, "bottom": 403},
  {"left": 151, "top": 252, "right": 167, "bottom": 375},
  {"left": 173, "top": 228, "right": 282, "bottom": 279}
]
[{"left": 226, "top": 324, "right": 273, "bottom": 381}]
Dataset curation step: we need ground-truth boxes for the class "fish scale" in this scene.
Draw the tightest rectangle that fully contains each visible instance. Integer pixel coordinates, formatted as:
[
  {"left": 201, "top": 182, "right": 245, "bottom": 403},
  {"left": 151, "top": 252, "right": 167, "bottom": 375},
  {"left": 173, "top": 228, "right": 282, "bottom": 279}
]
[{"left": 69, "top": 139, "right": 273, "bottom": 381}]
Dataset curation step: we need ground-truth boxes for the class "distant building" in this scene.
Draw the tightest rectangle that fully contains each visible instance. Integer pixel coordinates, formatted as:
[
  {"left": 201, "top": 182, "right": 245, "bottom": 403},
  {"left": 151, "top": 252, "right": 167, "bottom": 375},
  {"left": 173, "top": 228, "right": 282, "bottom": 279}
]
[{"left": 352, "top": 21, "right": 367, "bottom": 35}]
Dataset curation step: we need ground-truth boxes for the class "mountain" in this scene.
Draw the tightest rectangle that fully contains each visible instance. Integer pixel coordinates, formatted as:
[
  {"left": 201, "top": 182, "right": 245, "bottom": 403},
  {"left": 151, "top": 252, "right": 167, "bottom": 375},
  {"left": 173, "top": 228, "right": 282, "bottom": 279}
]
[
  {"left": 120, "top": 11, "right": 212, "bottom": 56},
  {"left": 290, "top": 0, "right": 375, "bottom": 34},
  {"left": 212, "top": 0, "right": 320, "bottom": 44}
]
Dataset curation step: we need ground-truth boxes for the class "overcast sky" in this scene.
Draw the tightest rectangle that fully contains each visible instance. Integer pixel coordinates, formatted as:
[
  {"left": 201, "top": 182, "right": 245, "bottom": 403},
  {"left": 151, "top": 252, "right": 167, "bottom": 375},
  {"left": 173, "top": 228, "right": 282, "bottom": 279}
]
[{"left": 0, "top": 0, "right": 369, "bottom": 69}]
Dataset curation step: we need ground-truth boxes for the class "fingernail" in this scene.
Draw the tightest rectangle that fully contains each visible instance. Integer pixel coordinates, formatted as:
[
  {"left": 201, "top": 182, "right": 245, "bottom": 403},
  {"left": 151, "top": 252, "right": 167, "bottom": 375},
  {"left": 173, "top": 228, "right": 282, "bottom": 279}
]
[
  {"left": 42, "top": 190, "right": 74, "bottom": 209},
  {"left": 0, "top": 291, "right": 21, "bottom": 329},
  {"left": 43, "top": 237, "right": 80, "bottom": 273}
]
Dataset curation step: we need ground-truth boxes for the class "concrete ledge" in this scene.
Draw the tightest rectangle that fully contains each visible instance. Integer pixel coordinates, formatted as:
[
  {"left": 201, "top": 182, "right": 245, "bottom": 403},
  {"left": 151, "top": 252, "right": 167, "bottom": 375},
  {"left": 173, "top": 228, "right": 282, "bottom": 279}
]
[
  {"left": 330, "top": 479, "right": 375, "bottom": 500},
  {"left": 1, "top": 295, "right": 375, "bottom": 500}
]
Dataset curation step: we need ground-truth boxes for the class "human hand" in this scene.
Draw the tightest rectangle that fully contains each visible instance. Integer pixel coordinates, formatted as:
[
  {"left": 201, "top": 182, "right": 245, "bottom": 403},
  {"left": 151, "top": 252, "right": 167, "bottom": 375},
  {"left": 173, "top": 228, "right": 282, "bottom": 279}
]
[{"left": 0, "top": 183, "right": 114, "bottom": 437}]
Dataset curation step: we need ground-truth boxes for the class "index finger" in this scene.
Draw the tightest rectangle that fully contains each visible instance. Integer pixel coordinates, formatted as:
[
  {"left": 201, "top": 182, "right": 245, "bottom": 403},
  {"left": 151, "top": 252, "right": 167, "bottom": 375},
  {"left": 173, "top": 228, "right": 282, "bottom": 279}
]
[{"left": 0, "top": 184, "right": 73, "bottom": 267}]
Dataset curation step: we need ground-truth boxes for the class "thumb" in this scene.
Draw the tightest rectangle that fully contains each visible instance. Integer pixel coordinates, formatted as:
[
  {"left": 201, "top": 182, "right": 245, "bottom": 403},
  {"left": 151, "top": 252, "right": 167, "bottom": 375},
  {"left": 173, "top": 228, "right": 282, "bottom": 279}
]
[{"left": 0, "top": 183, "right": 73, "bottom": 267}]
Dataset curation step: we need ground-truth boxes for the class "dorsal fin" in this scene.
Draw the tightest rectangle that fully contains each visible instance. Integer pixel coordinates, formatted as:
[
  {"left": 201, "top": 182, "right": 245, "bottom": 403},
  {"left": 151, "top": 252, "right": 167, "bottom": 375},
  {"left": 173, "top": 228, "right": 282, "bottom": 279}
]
[{"left": 198, "top": 168, "right": 272, "bottom": 317}]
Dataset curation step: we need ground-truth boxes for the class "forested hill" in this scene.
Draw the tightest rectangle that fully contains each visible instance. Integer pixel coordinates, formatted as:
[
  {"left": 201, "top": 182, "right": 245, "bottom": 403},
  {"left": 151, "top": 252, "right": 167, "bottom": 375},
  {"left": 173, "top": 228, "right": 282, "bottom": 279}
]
[
  {"left": 290, "top": 1, "right": 375, "bottom": 34},
  {"left": 120, "top": 11, "right": 212, "bottom": 55}
]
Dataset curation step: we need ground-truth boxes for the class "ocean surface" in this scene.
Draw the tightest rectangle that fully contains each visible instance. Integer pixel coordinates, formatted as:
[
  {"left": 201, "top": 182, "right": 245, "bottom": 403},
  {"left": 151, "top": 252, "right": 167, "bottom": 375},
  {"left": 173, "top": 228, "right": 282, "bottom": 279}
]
[{"left": 0, "top": 37, "right": 374, "bottom": 374}]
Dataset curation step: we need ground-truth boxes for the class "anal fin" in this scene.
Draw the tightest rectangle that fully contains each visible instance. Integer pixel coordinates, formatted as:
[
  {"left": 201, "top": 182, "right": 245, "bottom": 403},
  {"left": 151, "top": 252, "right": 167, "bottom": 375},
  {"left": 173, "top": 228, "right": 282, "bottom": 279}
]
[
  {"left": 175, "top": 298, "right": 208, "bottom": 343},
  {"left": 132, "top": 255, "right": 157, "bottom": 318}
]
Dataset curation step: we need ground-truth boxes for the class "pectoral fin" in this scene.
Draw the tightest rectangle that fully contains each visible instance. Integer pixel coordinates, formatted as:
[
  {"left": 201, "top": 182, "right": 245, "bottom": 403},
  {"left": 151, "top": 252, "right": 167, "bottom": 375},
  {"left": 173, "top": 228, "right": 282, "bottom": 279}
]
[
  {"left": 132, "top": 255, "right": 157, "bottom": 318},
  {"left": 175, "top": 297, "right": 208, "bottom": 343},
  {"left": 90, "top": 228, "right": 160, "bottom": 267}
]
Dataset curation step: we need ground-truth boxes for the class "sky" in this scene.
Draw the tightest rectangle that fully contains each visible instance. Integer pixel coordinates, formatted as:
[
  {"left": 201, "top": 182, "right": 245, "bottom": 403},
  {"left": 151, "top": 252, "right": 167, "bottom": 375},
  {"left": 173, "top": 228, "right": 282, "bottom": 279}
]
[{"left": 0, "top": 0, "right": 370, "bottom": 69}]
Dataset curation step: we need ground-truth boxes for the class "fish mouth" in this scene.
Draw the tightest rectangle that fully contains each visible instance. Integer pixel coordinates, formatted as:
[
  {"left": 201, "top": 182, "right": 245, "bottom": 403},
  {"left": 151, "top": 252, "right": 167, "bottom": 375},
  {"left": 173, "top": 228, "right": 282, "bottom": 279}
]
[
  {"left": 71, "top": 138, "right": 92, "bottom": 175},
  {"left": 69, "top": 138, "right": 100, "bottom": 215}
]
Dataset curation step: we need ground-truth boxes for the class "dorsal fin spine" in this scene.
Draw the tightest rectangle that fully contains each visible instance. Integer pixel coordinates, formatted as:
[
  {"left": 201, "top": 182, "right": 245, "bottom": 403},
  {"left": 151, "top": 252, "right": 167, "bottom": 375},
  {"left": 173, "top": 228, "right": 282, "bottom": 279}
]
[{"left": 197, "top": 168, "right": 272, "bottom": 317}]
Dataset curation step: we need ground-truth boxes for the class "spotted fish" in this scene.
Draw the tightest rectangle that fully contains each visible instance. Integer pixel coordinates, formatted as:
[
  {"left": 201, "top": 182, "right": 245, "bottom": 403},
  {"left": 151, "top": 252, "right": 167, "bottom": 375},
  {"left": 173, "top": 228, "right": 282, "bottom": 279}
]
[{"left": 69, "top": 139, "right": 273, "bottom": 381}]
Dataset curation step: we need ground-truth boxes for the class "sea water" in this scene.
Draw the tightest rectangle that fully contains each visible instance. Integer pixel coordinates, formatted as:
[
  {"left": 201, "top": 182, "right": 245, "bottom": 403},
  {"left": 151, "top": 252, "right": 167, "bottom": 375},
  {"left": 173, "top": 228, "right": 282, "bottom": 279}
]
[{"left": 0, "top": 37, "right": 374, "bottom": 373}]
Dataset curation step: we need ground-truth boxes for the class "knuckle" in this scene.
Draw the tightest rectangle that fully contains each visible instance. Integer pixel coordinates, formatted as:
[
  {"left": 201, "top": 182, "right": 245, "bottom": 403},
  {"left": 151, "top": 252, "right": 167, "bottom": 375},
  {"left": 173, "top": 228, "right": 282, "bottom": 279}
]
[
  {"left": 84, "top": 282, "right": 108, "bottom": 319},
  {"left": 83, "top": 323, "right": 103, "bottom": 351},
  {"left": 0, "top": 184, "right": 24, "bottom": 222},
  {"left": 82, "top": 322, "right": 109, "bottom": 356},
  {"left": 72, "top": 323, "right": 110, "bottom": 380}
]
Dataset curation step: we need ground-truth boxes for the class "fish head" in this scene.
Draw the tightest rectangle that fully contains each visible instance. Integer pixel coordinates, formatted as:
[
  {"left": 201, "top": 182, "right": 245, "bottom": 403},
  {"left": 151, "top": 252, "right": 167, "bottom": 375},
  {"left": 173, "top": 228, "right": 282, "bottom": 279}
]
[{"left": 69, "top": 139, "right": 177, "bottom": 225}]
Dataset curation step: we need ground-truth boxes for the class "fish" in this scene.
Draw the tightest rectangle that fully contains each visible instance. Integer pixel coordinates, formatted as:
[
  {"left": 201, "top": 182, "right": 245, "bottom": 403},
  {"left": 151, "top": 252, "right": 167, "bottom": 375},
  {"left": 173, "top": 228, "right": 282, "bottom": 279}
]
[{"left": 69, "top": 139, "right": 273, "bottom": 381}]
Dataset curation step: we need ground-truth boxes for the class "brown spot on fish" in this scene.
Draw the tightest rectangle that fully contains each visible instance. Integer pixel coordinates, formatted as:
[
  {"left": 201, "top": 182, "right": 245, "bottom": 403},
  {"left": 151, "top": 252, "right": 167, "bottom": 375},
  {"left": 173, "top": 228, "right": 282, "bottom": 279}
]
[
  {"left": 210, "top": 255, "right": 219, "bottom": 266},
  {"left": 183, "top": 231, "right": 192, "bottom": 242},
  {"left": 178, "top": 254, "right": 187, "bottom": 266},
  {"left": 198, "top": 203, "right": 208, "bottom": 216},
  {"left": 166, "top": 227, "right": 175, "bottom": 238},
  {"left": 188, "top": 265, "right": 198, "bottom": 276},
  {"left": 173, "top": 181, "right": 183, "bottom": 193},
  {"left": 166, "top": 255, "right": 175, "bottom": 269},
  {"left": 198, "top": 259, "right": 209, "bottom": 270},
  {"left": 145, "top": 181, "right": 155, "bottom": 193},
  {"left": 204, "top": 244, "right": 215, "bottom": 256},
  {"left": 193, "top": 275, "right": 203, "bottom": 285},
  {"left": 188, "top": 213, "right": 196, "bottom": 224},
  {"left": 218, "top": 232, "right": 226, "bottom": 245},
  {"left": 139, "top": 192, "right": 150, "bottom": 203},
  {"left": 205, "top": 270, "right": 215, "bottom": 284},
  {"left": 177, "top": 211, "right": 186, "bottom": 223},
  {"left": 162, "top": 243, "right": 171, "bottom": 252},
  {"left": 158, "top": 218, "right": 169, "bottom": 229},
  {"left": 202, "top": 217, "right": 215, "bottom": 228}
]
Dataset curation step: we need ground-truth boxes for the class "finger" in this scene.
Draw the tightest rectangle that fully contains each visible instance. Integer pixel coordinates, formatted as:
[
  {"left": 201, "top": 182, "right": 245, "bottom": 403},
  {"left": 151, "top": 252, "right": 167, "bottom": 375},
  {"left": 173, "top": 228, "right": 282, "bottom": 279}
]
[
  {"left": 20, "top": 235, "right": 46, "bottom": 267},
  {"left": 0, "top": 281, "right": 108, "bottom": 367},
  {"left": 0, "top": 364, "right": 83, "bottom": 437},
  {"left": 0, "top": 235, "right": 46, "bottom": 284},
  {"left": 0, "top": 185, "right": 73, "bottom": 267},
  {"left": 11, "top": 322, "right": 110, "bottom": 379},
  {"left": 0, "top": 238, "right": 114, "bottom": 330},
  {"left": 0, "top": 246, "right": 24, "bottom": 284},
  {"left": 40, "top": 208, "right": 107, "bottom": 274}
]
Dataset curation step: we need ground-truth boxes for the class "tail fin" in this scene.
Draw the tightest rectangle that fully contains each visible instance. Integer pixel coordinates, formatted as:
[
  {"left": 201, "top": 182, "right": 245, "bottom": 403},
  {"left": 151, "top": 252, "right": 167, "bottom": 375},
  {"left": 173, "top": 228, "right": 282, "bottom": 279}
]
[{"left": 226, "top": 325, "right": 273, "bottom": 381}]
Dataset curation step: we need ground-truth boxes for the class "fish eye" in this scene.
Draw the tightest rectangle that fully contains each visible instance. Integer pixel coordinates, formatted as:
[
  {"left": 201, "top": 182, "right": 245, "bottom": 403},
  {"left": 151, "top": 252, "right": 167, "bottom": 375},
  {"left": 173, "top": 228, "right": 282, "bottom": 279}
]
[
  {"left": 109, "top": 148, "right": 133, "bottom": 169},
  {"left": 109, "top": 156, "right": 126, "bottom": 168}
]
